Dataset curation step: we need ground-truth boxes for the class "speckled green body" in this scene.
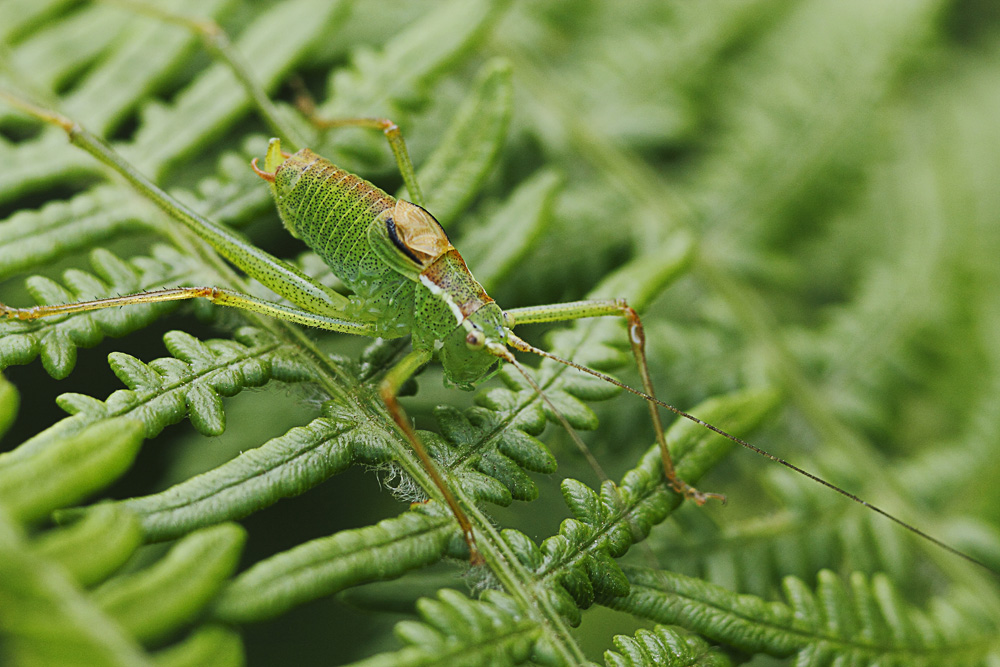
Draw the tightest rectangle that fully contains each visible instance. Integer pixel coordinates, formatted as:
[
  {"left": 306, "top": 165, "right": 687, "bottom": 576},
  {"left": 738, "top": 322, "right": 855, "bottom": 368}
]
[
  {"left": 272, "top": 150, "right": 412, "bottom": 335},
  {"left": 269, "top": 149, "right": 507, "bottom": 387}
]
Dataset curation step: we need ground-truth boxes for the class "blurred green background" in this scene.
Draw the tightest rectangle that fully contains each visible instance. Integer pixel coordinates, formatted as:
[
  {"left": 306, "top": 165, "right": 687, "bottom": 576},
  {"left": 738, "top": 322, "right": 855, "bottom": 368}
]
[{"left": 2, "top": 0, "right": 1000, "bottom": 664}]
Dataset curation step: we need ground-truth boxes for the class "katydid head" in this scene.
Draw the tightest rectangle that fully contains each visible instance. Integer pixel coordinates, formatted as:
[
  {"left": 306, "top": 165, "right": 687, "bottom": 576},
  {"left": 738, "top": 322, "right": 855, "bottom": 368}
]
[{"left": 438, "top": 302, "right": 509, "bottom": 389}]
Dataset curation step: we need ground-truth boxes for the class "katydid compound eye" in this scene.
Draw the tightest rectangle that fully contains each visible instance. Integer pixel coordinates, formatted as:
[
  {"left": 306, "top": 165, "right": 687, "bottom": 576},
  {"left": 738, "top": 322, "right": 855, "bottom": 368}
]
[{"left": 465, "top": 329, "right": 485, "bottom": 349}]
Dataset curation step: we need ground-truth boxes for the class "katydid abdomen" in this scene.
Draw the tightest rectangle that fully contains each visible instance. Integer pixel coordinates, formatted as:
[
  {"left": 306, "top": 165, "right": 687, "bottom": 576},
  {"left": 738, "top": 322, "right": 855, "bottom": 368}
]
[
  {"left": 273, "top": 150, "right": 395, "bottom": 287},
  {"left": 269, "top": 148, "right": 414, "bottom": 336}
]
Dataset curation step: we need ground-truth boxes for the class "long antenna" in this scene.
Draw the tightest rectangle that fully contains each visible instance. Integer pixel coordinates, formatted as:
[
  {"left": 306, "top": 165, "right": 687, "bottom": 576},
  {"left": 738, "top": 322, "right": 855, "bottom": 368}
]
[{"left": 505, "top": 333, "right": 997, "bottom": 576}]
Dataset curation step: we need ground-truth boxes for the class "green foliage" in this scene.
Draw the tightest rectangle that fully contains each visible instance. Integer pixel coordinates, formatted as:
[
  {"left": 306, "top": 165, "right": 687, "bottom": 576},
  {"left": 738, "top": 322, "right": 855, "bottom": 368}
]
[
  {"left": 0, "top": 418, "right": 145, "bottom": 522},
  {"left": 604, "top": 625, "right": 731, "bottom": 667},
  {"left": 608, "top": 567, "right": 994, "bottom": 666},
  {"left": 349, "top": 589, "right": 541, "bottom": 667},
  {"left": 2, "top": 0, "right": 1000, "bottom": 665}
]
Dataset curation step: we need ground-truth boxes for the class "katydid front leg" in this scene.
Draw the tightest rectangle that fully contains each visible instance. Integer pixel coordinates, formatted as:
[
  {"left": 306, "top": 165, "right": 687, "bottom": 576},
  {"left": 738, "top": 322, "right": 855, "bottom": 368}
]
[{"left": 505, "top": 298, "right": 726, "bottom": 505}]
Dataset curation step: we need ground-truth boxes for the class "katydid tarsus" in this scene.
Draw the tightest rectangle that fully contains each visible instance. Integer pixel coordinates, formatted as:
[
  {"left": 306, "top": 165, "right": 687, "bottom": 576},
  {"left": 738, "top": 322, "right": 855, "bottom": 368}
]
[{"left": 0, "top": 90, "right": 993, "bottom": 575}]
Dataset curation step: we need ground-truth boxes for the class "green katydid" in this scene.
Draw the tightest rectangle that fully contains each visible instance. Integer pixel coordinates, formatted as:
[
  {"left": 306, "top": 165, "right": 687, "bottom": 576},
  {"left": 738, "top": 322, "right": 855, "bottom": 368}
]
[{"left": 0, "top": 90, "right": 993, "bottom": 574}]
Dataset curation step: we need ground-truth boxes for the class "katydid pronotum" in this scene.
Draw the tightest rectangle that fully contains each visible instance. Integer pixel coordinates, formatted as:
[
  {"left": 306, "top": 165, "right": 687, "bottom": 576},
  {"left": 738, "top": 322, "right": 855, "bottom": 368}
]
[{"left": 0, "top": 90, "right": 992, "bottom": 575}]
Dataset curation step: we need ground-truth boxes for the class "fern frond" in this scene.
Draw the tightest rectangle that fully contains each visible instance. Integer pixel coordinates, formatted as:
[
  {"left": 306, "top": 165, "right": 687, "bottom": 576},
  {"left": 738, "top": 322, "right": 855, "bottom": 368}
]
[
  {"left": 115, "top": 402, "right": 392, "bottom": 540},
  {"left": 61, "top": 0, "right": 230, "bottom": 136},
  {"left": 604, "top": 625, "right": 731, "bottom": 667},
  {"left": 317, "top": 0, "right": 510, "bottom": 135},
  {"left": 493, "top": 389, "right": 776, "bottom": 627},
  {"left": 4, "top": 0, "right": 1000, "bottom": 663},
  {"left": 0, "top": 187, "right": 151, "bottom": 277},
  {"left": 151, "top": 624, "right": 244, "bottom": 667},
  {"left": 49, "top": 328, "right": 302, "bottom": 437},
  {"left": 92, "top": 523, "right": 245, "bottom": 644},
  {"left": 212, "top": 510, "right": 456, "bottom": 624},
  {"left": 34, "top": 503, "right": 143, "bottom": 587},
  {"left": 346, "top": 589, "right": 540, "bottom": 667},
  {"left": 0, "top": 372, "right": 18, "bottom": 436},
  {"left": 0, "top": 505, "right": 152, "bottom": 666},
  {"left": 1, "top": 0, "right": 237, "bottom": 194},
  {"left": 411, "top": 58, "right": 512, "bottom": 225},
  {"left": 647, "top": 471, "right": 916, "bottom": 598},
  {"left": 127, "top": 0, "right": 351, "bottom": 176},
  {"left": 689, "top": 0, "right": 944, "bottom": 249},
  {"left": 1, "top": 2, "right": 130, "bottom": 94},
  {"left": 459, "top": 167, "right": 562, "bottom": 293},
  {"left": 608, "top": 567, "right": 999, "bottom": 666},
  {"left": 0, "top": 418, "right": 145, "bottom": 523},
  {"left": 0, "top": 504, "right": 247, "bottom": 666}
]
